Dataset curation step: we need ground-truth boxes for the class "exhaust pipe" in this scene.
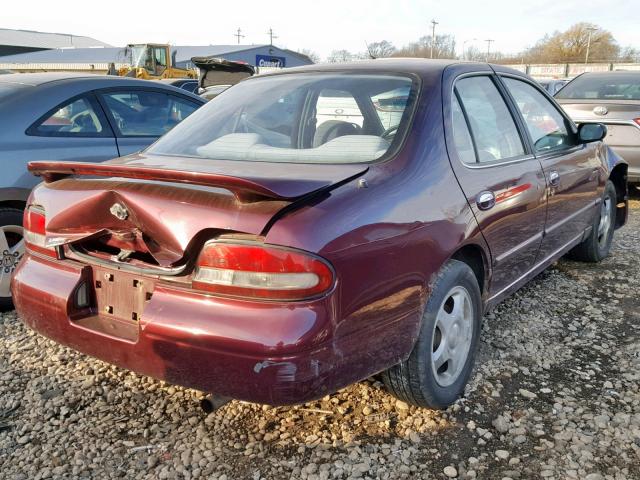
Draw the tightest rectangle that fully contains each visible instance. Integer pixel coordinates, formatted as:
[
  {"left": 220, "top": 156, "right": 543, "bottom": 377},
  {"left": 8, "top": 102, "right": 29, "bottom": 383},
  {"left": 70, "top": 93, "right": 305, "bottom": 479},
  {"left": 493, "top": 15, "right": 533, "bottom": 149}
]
[{"left": 200, "top": 394, "right": 231, "bottom": 413}]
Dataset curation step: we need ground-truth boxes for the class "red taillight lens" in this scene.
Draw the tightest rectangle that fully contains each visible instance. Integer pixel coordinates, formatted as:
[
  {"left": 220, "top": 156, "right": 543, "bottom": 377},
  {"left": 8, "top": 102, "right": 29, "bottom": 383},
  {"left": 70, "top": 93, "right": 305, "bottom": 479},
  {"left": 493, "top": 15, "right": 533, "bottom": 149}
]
[
  {"left": 23, "top": 206, "right": 57, "bottom": 258},
  {"left": 634, "top": 118, "right": 640, "bottom": 127},
  {"left": 193, "top": 242, "right": 334, "bottom": 300}
]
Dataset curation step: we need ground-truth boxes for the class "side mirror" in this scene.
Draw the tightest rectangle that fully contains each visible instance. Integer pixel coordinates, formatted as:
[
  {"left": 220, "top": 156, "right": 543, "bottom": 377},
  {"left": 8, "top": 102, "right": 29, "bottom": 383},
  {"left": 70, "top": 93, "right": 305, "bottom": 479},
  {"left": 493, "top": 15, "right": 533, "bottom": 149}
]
[{"left": 578, "top": 123, "right": 607, "bottom": 143}]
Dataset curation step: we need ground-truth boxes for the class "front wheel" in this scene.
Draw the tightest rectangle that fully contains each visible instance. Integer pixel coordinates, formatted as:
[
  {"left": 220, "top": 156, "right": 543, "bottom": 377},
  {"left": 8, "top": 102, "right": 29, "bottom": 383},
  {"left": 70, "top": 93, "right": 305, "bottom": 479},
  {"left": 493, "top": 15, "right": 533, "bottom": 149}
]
[
  {"left": 568, "top": 180, "right": 617, "bottom": 263},
  {"left": 382, "top": 260, "right": 482, "bottom": 409}
]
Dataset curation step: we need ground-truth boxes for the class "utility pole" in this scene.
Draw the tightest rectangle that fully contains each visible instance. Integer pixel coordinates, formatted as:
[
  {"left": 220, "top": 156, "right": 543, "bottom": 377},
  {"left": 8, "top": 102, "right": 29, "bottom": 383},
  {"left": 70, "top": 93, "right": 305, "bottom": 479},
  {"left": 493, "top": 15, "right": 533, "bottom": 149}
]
[
  {"left": 234, "top": 28, "right": 245, "bottom": 45},
  {"left": 485, "top": 39, "right": 494, "bottom": 62},
  {"left": 430, "top": 19, "right": 439, "bottom": 59},
  {"left": 266, "top": 28, "right": 278, "bottom": 45},
  {"left": 585, "top": 26, "right": 598, "bottom": 64}
]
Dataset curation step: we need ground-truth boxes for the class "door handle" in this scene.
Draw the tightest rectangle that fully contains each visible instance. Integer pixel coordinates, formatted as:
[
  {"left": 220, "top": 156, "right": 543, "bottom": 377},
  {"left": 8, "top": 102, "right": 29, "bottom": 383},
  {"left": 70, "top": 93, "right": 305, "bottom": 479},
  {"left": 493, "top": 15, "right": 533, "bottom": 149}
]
[
  {"left": 476, "top": 191, "right": 496, "bottom": 211},
  {"left": 549, "top": 171, "right": 560, "bottom": 187}
]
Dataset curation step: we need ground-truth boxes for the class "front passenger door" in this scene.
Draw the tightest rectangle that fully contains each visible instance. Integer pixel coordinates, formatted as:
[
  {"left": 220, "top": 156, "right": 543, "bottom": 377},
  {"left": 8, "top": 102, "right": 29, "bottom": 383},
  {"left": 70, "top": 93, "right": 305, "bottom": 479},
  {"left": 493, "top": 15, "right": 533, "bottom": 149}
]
[{"left": 500, "top": 76, "right": 600, "bottom": 260}]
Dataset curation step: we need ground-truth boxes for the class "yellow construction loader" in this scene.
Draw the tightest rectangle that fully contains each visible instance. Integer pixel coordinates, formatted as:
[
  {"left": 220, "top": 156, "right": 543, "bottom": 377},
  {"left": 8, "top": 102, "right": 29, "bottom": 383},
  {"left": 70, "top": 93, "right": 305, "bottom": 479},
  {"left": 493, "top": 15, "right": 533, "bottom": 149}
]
[{"left": 114, "top": 44, "right": 196, "bottom": 79}]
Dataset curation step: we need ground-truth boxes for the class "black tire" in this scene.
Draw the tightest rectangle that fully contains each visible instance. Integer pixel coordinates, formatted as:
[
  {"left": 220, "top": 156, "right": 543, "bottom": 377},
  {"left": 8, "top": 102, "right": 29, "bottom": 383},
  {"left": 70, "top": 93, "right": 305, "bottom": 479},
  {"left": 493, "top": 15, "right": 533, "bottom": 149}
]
[
  {"left": 0, "top": 207, "right": 25, "bottom": 312},
  {"left": 382, "top": 259, "right": 482, "bottom": 409},
  {"left": 568, "top": 180, "right": 617, "bottom": 263}
]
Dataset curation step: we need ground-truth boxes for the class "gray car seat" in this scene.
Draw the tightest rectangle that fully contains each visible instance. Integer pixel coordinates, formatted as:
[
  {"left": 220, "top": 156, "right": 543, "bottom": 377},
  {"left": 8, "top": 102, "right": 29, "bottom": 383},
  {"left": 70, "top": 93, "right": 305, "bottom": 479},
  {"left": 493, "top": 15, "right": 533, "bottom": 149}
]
[{"left": 313, "top": 120, "right": 361, "bottom": 147}]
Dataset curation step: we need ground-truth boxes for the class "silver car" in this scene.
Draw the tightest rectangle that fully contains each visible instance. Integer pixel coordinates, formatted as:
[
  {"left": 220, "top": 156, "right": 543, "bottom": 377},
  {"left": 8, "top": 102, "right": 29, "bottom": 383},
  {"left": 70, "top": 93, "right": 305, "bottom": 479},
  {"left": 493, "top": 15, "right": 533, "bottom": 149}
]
[
  {"left": 537, "top": 78, "right": 569, "bottom": 96},
  {"left": 555, "top": 72, "right": 640, "bottom": 185},
  {"left": 0, "top": 73, "right": 205, "bottom": 309}
]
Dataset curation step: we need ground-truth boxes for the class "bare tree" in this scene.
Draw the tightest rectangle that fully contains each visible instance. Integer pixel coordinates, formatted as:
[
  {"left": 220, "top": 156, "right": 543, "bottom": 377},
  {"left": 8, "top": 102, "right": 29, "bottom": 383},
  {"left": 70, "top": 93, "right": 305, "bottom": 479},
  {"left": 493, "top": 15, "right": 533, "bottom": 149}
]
[
  {"left": 619, "top": 46, "right": 640, "bottom": 63},
  {"left": 463, "top": 46, "right": 486, "bottom": 62},
  {"left": 524, "top": 23, "right": 620, "bottom": 63},
  {"left": 298, "top": 49, "right": 320, "bottom": 63},
  {"left": 366, "top": 40, "right": 397, "bottom": 59},
  {"left": 395, "top": 35, "right": 457, "bottom": 59},
  {"left": 326, "top": 50, "right": 354, "bottom": 63}
]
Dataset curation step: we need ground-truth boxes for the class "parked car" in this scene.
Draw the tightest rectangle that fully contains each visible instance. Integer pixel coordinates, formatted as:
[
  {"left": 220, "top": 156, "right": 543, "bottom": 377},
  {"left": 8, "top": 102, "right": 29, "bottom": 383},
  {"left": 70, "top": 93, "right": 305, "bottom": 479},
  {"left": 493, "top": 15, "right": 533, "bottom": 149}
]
[
  {"left": 192, "top": 56, "right": 255, "bottom": 101},
  {"left": 555, "top": 71, "right": 640, "bottom": 186},
  {"left": 160, "top": 78, "right": 199, "bottom": 94},
  {"left": 537, "top": 78, "right": 569, "bottom": 95},
  {"left": 0, "top": 73, "right": 205, "bottom": 309},
  {"left": 12, "top": 60, "right": 627, "bottom": 409}
]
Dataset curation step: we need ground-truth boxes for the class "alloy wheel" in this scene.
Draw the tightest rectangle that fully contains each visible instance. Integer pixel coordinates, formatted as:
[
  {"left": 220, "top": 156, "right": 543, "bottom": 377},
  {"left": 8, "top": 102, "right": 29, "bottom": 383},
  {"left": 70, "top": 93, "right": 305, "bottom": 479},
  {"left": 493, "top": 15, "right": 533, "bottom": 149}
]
[{"left": 0, "top": 225, "right": 24, "bottom": 299}]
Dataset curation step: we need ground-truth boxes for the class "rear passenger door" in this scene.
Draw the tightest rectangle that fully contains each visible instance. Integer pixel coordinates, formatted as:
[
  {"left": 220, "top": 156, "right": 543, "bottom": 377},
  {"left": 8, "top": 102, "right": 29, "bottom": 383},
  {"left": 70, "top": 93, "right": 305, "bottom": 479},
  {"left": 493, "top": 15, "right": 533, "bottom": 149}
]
[
  {"left": 445, "top": 74, "right": 548, "bottom": 298},
  {"left": 499, "top": 75, "right": 600, "bottom": 260},
  {"left": 96, "top": 89, "right": 201, "bottom": 156}
]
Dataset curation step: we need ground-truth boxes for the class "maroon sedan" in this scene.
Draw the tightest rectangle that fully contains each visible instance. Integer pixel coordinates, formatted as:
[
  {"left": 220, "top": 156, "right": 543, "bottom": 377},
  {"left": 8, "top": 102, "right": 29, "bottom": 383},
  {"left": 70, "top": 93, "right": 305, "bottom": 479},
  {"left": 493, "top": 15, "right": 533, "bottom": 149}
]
[{"left": 12, "top": 60, "right": 628, "bottom": 409}]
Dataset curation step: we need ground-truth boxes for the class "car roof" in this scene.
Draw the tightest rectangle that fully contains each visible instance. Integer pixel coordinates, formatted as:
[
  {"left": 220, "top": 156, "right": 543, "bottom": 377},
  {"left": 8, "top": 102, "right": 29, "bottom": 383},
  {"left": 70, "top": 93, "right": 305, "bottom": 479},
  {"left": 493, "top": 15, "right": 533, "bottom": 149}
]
[
  {"left": 0, "top": 72, "right": 205, "bottom": 101},
  {"left": 0, "top": 72, "right": 101, "bottom": 86},
  {"left": 577, "top": 71, "right": 640, "bottom": 77},
  {"left": 254, "top": 58, "right": 525, "bottom": 80}
]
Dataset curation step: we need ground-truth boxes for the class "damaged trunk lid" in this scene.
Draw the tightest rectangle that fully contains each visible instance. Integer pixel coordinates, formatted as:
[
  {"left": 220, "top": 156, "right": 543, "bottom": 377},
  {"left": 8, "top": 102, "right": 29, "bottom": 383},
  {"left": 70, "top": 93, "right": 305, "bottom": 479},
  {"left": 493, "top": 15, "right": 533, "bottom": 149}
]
[{"left": 28, "top": 153, "right": 367, "bottom": 269}]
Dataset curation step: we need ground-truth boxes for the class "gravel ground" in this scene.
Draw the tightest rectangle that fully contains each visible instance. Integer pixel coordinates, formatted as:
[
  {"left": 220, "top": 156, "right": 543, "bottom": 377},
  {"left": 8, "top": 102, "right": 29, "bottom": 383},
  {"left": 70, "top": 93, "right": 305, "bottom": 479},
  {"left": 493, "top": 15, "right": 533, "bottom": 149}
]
[{"left": 1, "top": 197, "right": 639, "bottom": 480}]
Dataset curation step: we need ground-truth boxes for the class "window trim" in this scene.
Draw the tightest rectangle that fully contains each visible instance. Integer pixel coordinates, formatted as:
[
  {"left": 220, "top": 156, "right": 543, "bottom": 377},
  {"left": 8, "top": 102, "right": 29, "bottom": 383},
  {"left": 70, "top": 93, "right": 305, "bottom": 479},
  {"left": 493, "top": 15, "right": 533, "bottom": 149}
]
[
  {"left": 496, "top": 73, "right": 581, "bottom": 158},
  {"left": 95, "top": 86, "right": 202, "bottom": 139},
  {"left": 450, "top": 72, "right": 532, "bottom": 167},
  {"left": 25, "top": 92, "right": 114, "bottom": 138},
  {"left": 452, "top": 88, "right": 480, "bottom": 164}
]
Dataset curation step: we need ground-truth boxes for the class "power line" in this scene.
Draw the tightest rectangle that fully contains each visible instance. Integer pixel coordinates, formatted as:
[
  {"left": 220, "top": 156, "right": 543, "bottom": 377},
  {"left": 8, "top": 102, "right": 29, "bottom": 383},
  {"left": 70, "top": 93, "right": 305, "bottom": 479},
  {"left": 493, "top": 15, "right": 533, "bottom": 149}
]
[
  {"left": 485, "top": 39, "right": 494, "bottom": 62},
  {"left": 430, "top": 19, "right": 439, "bottom": 59},
  {"left": 266, "top": 28, "right": 278, "bottom": 45},
  {"left": 585, "top": 26, "right": 598, "bottom": 64},
  {"left": 234, "top": 28, "right": 245, "bottom": 45}
]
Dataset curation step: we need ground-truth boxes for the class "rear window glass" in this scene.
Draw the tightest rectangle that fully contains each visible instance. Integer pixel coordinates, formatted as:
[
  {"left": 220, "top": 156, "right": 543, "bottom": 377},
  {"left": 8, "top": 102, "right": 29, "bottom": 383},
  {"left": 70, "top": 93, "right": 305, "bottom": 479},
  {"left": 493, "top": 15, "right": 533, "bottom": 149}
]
[
  {"left": 556, "top": 73, "right": 640, "bottom": 100},
  {"left": 149, "top": 73, "right": 417, "bottom": 164}
]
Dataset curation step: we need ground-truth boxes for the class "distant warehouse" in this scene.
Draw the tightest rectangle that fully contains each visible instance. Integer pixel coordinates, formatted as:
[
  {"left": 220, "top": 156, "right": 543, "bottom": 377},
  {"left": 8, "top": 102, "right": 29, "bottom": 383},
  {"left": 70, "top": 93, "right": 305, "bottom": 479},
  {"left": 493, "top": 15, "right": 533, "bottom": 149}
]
[
  {"left": 0, "top": 28, "right": 111, "bottom": 57},
  {"left": 0, "top": 39, "right": 313, "bottom": 73}
]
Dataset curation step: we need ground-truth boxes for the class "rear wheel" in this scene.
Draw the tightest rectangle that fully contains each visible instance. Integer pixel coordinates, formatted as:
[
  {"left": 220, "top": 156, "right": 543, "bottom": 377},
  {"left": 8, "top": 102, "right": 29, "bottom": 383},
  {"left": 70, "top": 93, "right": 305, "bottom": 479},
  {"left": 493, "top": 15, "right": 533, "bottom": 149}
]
[
  {"left": 382, "top": 260, "right": 482, "bottom": 409},
  {"left": 568, "top": 180, "right": 616, "bottom": 263},
  {"left": 0, "top": 208, "right": 25, "bottom": 311}
]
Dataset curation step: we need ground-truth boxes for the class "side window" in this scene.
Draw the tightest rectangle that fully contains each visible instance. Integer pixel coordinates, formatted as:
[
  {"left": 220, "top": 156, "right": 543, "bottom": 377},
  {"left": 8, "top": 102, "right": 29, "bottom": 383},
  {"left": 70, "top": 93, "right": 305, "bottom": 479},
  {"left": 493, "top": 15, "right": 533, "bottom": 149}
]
[
  {"left": 371, "top": 85, "right": 410, "bottom": 131},
  {"left": 100, "top": 91, "right": 199, "bottom": 137},
  {"left": 314, "top": 89, "right": 364, "bottom": 146},
  {"left": 451, "top": 94, "right": 477, "bottom": 164},
  {"left": 455, "top": 76, "right": 526, "bottom": 163},
  {"left": 243, "top": 90, "right": 305, "bottom": 148},
  {"left": 502, "top": 78, "right": 575, "bottom": 153},
  {"left": 32, "top": 97, "right": 105, "bottom": 136}
]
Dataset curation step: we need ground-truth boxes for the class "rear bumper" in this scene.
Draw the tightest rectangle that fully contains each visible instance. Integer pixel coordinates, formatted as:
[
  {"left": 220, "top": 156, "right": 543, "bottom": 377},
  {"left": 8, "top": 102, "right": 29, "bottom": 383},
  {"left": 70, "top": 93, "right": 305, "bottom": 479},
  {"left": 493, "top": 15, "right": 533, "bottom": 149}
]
[{"left": 12, "top": 253, "right": 405, "bottom": 405}]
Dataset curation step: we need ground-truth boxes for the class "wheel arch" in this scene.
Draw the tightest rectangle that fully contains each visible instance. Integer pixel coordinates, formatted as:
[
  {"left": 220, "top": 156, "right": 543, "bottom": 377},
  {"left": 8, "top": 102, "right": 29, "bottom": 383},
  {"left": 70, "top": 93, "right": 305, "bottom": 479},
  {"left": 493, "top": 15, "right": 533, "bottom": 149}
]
[
  {"left": 608, "top": 162, "right": 628, "bottom": 229},
  {"left": 449, "top": 242, "right": 490, "bottom": 300},
  {"left": 0, "top": 200, "right": 27, "bottom": 212}
]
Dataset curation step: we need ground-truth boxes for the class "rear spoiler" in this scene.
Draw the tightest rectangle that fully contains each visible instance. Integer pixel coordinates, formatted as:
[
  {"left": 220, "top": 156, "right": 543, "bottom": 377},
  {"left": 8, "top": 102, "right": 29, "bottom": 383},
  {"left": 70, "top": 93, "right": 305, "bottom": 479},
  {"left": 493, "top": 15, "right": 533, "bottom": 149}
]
[{"left": 28, "top": 161, "right": 286, "bottom": 202}]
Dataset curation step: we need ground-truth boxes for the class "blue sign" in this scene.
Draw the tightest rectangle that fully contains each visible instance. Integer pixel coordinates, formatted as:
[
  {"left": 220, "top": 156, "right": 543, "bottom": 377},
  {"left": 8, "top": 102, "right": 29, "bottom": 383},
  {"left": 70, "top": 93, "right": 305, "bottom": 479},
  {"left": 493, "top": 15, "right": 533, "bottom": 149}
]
[{"left": 256, "top": 54, "right": 286, "bottom": 68}]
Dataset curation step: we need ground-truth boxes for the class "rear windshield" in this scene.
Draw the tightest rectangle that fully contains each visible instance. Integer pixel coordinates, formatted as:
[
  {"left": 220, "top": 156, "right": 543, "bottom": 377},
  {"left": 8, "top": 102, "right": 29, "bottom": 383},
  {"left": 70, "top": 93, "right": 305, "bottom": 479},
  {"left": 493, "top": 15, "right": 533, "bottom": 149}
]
[
  {"left": 149, "top": 73, "right": 417, "bottom": 164},
  {"left": 556, "top": 73, "right": 640, "bottom": 100}
]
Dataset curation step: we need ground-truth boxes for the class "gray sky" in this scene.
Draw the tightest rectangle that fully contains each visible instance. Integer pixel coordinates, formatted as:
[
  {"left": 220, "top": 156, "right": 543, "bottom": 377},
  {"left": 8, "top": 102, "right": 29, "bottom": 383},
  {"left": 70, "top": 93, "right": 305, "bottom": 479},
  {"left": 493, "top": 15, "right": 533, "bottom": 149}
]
[{"left": 3, "top": 0, "right": 638, "bottom": 59}]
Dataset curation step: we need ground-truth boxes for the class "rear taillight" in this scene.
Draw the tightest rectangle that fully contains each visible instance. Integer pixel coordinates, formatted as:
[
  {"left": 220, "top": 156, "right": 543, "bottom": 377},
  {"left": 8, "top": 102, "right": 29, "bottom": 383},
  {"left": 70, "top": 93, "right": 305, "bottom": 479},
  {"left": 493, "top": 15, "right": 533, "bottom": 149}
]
[
  {"left": 634, "top": 118, "right": 640, "bottom": 127},
  {"left": 23, "top": 206, "right": 57, "bottom": 258},
  {"left": 193, "top": 242, "right": 334, "bottom": 300}
]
